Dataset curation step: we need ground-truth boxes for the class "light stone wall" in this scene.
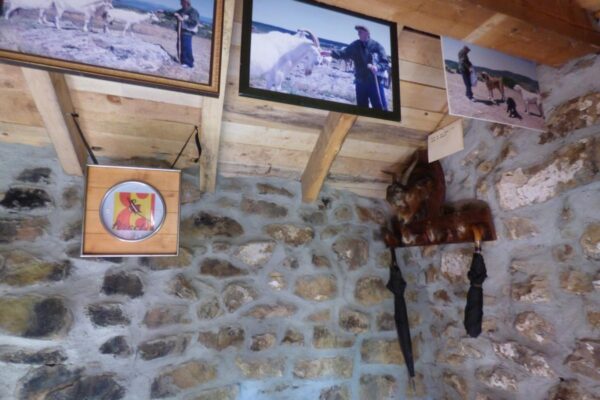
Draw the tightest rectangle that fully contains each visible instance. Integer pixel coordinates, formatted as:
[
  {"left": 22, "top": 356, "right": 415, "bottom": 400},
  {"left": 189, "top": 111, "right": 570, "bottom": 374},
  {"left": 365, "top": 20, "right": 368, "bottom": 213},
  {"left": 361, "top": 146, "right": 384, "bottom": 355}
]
[
  {"left": 1, "top": 54, "right": 599, "bottom": 400},
  {"left": 408, "top": 55, "right": 600, "bottom": 399},
  {"left": 0, "top": 143, "right": 435, "bottom": 400}
]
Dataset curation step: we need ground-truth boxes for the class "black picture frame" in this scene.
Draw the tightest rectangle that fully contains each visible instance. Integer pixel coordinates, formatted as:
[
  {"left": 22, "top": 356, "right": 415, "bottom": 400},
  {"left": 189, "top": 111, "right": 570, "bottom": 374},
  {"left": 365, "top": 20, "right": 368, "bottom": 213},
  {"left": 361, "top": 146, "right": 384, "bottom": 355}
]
[{"left": 239, "top": 0, "right": 401, "bottom": 121}]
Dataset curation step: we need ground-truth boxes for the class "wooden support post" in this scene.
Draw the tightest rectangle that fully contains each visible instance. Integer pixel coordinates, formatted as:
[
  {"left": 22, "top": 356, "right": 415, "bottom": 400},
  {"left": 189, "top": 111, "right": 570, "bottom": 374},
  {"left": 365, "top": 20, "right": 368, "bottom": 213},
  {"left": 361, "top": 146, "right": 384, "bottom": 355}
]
[
  {"left": 22, "top": 68, "right": 86, "bottom": 176},
  {"left": 199, "top": 0, "right": 235, "bottom": 192},
  {"left": 301, "top": 112, "right": 357, "bottom": 203}
]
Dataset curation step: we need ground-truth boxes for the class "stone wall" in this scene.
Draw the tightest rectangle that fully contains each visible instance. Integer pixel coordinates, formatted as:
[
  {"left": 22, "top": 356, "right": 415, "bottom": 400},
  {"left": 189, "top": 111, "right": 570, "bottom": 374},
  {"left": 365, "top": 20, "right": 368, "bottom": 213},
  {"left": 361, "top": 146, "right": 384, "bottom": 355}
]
[
  {"left": 409, "top": 55, "right": 600, "bottom": 399},
  {"left": 0, "top": 143, "right": 436, "bottom": 399},
  {"left": 1, "top": 55, "right": 599, "bottom": 400}
]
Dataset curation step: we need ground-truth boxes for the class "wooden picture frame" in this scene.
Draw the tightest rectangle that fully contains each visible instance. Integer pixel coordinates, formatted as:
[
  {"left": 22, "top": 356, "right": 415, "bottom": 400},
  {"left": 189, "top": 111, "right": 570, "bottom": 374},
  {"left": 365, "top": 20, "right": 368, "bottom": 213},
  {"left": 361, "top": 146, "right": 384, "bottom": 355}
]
[
  {"left": 239, "top": 0, "right": 401, "bottom": 121},
  {"left": 0, "top": 0, "right": 224, "bottom": 96},
  {"left": 81, "top": 165, "right": 181, "bottom": 257}
]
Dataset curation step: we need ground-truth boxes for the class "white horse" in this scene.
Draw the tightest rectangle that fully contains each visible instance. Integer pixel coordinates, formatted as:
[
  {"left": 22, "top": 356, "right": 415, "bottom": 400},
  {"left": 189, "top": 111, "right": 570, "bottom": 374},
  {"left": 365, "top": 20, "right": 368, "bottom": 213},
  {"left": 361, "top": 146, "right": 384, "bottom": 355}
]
[
  {"left": 4, "top": 0, "right": 110, "bottom": 31},
  {"left": 250, "top": 30, "right": 322, "bottom": 92},
  {"left": 4, "top": 0, "right": 53, "bottom": 24},
  {"left": 103, "top": 8, "right": 159, "bottom": 36},
  {"left": 52, "top": 0, "right": 112, "bottom": 31}
]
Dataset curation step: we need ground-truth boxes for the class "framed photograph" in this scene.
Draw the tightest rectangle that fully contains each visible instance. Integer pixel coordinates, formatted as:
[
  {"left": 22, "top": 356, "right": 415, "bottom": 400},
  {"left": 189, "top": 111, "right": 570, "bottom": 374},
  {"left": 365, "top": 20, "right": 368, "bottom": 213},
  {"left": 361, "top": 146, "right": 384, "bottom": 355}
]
[
  {"left": 0, "top": 0, "right": 225, "bottom": 96},
  {"left": 441, "top": 37, "right": 544, "bottom": 131},
  {"left": 239, "top": 0, "right": 401, "bottom": 121}
]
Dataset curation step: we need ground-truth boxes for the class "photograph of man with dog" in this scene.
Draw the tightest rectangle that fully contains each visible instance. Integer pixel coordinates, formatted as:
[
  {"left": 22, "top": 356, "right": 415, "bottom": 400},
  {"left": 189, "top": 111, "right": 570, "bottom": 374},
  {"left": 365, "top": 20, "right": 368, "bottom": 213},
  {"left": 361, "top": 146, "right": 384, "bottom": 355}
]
[
  {"left": 442, "top": 37, "right": 544, "bottom": 131},
  {"left": 0, "top": 0, "right": 216, "bottom": 86}
]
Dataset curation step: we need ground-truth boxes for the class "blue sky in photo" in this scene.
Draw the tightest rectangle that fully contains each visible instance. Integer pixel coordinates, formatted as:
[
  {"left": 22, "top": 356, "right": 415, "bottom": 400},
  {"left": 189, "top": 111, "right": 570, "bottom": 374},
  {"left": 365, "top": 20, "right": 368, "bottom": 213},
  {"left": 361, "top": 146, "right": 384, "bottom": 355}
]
[
  {"left": 442, "top": 36, "right": 538, "bottom": 81},
  {"left": 117, "top": 0, "right": 214, "bottom": 19},
  {"left": 252, "top": 0, "right": 393, "bottom": 54}
]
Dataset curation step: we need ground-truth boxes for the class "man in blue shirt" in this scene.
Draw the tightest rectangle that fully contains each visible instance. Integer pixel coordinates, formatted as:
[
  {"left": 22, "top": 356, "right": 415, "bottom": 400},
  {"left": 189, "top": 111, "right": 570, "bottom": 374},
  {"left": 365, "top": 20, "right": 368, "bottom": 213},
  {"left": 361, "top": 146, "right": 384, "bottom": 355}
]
[{"left": 174, "top": 0, "right": 200, "bottom": 68}]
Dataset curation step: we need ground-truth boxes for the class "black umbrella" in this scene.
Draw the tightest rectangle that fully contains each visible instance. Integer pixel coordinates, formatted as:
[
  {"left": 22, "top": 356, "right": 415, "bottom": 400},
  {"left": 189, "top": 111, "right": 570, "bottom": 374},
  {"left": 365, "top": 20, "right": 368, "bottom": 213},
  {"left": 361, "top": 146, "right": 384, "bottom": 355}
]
[
  {"left": 463, "top": 232, "right": 487, "bottom": 338},
  {"left": 386, "top": 247, "right": 416, "bottom": 384}
]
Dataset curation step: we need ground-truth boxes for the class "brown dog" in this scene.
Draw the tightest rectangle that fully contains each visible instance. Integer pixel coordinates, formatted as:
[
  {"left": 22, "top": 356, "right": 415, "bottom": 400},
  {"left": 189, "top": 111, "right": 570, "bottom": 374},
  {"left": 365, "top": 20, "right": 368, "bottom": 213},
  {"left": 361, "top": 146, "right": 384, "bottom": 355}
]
[{"left": 480, "top": 72, "right": 505, "bottom": 102}]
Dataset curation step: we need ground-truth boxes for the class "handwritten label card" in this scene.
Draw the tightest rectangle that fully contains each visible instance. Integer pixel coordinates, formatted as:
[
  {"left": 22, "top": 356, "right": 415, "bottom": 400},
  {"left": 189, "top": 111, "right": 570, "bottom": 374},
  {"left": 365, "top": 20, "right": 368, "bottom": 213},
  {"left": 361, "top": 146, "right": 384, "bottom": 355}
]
[{"left": 428, "top": 119, "right": 464, "bottom": 162}]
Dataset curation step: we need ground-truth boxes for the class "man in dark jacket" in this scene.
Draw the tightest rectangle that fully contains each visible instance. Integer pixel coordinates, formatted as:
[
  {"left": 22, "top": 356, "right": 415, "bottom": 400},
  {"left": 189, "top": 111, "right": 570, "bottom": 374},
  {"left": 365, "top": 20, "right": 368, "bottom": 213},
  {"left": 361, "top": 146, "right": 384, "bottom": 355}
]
[
  {"left": 330, "top": 25, "right": 389, "bottom": 110},
  {"left": 175, "top": 0, "right": 200, "bottom": 68},
  {"left": 458, "top": 45, "right": 474, "bottom": 101}
]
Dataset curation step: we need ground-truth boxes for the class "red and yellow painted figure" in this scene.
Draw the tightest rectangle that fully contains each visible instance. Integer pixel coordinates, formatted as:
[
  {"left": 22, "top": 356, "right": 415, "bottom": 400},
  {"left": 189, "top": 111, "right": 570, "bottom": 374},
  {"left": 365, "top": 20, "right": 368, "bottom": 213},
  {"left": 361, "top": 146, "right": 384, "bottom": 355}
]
[{"left": 112, "top": 192, "right": 155, "bottom": 231}]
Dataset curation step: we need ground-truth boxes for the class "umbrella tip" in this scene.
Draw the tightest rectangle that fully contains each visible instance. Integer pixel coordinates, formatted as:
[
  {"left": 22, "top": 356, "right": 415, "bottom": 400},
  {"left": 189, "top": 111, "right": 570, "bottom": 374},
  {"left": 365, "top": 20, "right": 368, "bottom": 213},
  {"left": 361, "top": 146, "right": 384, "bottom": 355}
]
[{"left": 408, "top": 376, "right": 417, "bottom": 394}]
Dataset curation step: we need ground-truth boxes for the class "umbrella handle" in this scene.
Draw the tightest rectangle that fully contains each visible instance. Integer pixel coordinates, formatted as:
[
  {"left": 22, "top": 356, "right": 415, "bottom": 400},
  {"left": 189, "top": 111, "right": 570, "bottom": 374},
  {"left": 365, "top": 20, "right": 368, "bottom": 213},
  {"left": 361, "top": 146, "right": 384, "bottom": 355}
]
[{"left": 472, "top": 225, "right": 483, "bottom": 252}]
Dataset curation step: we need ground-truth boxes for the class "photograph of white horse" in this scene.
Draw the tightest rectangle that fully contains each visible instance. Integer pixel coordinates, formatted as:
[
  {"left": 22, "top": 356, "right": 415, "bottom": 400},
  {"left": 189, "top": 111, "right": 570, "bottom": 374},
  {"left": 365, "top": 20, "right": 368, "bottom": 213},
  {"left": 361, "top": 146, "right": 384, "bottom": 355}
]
[
  {"left": 0, "top": 0, "right": 219, "bottom": 90},
  {"left": 244, "top": 0, "right": 397, "bottom": 115}
]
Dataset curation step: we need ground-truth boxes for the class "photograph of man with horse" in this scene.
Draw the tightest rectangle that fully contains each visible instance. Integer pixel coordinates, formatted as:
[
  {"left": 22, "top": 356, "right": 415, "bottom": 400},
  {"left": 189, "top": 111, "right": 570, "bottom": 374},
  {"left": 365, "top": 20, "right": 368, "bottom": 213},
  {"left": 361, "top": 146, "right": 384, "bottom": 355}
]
[{"left": 247, "top": 0, "right": 395, "bottom": 112}]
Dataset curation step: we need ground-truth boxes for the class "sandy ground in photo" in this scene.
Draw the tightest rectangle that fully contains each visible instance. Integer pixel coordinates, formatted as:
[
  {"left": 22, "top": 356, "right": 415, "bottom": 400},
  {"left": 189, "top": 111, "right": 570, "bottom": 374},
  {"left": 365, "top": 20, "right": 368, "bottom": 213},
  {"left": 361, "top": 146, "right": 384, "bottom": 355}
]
[
  {"left": 0, "top": 10, "right": 211, "bottom": 84},
  {"left": 446, "top": 72, "right": 545, "bottom": 131}
]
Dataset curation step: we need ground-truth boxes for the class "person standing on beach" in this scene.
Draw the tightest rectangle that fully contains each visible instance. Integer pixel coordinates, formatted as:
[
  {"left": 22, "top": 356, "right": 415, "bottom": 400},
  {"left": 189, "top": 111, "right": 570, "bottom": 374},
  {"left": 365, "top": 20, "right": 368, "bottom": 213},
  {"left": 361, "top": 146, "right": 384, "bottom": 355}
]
[
  {"left": 458, "top": 45, "right": 475, "bottom": 101},
  {"left": 174, "top": 0, "right": 199, "bottom": 68}
]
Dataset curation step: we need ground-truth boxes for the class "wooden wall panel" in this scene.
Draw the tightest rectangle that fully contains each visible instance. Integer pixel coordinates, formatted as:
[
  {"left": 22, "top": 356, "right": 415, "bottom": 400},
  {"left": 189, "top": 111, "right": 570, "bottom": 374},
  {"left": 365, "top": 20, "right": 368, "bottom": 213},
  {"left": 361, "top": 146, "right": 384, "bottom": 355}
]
[
  {"left": 83, "top": 132, "right": 198, "bottom": 167},
  {"left": 0, "top": 64, "right": 27, "bottom": 90},
  {"left": 0, "top": 90, "right": 44, "bottom": 127},
  {"left": 0, "top": 122, "right": 49, "bottom": 147},
  {"left": 398, "top": 30, "right": 444, "bottom": 68},
  {"left": 328, "top": 180, "right": 388, "bottom": 199},
  {"left": 222, "top": 121, "right": 419, "bottom": 162},
  {"left": 219, "top": 142, "right": 393, "bottom": 178},
  {"left": 65, "top": 75, "right": 204, "bottom": 108},
  {"left": 399, "top": 60, "right": 446, "bottom": 89},
  {"left": 400, "top": 81, "right": 447, "bottom": 112},
  {"left": 70, "top": 91, "right": 201, "bottom": 126},
  {"left": 76, "top": 112, "right": 195, "bottom": 142}
]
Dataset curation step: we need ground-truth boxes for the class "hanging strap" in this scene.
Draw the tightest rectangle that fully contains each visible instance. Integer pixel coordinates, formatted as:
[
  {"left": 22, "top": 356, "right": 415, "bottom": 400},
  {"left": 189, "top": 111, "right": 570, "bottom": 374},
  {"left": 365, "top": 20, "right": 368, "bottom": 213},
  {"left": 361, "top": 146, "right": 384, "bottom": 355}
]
[
  {"left": 170, "top": 125, "right": 202, "bottom": 169},
  {"left": 69, "top": 113, "right": 201, "bottom": 170},
  {"left": 70, "top": 113, "right": 98, "bottom": 165}
]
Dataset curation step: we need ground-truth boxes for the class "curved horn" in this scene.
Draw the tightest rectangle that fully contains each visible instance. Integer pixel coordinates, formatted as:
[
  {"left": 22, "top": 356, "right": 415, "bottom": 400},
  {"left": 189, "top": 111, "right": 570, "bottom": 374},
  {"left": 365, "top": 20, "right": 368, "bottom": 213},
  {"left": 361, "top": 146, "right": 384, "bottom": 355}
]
[
  {"left": 297, "top": 28, "right": 320, "bottom": 48},
  {"left": 400, "top": 153, "right": 418, "bottom": 186},
  {"left": 381, "top": 170, "right": 399, "bottom": 184}
]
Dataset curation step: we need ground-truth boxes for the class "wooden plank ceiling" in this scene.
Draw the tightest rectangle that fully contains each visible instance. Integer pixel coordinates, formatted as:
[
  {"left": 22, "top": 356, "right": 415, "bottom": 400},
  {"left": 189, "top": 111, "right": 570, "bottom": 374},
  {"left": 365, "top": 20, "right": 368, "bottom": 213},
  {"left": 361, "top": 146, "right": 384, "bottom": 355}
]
[{"left": 0, "top": 0, "right": 598, "bottom": 200}]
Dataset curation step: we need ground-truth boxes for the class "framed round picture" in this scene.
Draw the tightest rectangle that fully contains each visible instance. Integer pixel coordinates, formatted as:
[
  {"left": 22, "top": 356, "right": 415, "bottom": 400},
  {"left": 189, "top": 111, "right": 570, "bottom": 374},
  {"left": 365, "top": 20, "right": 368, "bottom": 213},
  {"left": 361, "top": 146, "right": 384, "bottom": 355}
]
[
  {"left": 82, "top": 165, "right": 181, "bottom": 257},
  {"left": 99, "top": 180, "right": 166, "bottom": 242}
]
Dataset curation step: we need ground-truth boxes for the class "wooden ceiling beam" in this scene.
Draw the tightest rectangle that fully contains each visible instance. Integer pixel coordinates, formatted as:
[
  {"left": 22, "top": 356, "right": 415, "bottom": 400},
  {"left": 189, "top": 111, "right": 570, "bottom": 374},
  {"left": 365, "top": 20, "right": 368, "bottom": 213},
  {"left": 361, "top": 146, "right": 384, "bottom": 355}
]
[
  {"left": 301, "top": 112, "right": 357, "bottom": 203},
  {"left": 576, "top": 0, "right": 600, "bottom": 12},
  {"left": 465, "top": 0, "right": 600, "bottom": 47},
  {"left": 22, "top": 68, "right": 86, "bottom": 176},
  {"left": 199, "top": 0, "right": 235, "bottom": 192},
  {"left": 317, "top": 0, "right": 596, "bottom": 65}
]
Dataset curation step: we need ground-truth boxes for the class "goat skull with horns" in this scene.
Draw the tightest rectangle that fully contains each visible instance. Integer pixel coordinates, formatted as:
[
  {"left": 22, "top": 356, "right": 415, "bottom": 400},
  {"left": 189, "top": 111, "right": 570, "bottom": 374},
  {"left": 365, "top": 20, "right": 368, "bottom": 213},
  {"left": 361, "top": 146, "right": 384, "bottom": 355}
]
[{"left": 383, "top": 150, "right": 445, "bottom": 225}]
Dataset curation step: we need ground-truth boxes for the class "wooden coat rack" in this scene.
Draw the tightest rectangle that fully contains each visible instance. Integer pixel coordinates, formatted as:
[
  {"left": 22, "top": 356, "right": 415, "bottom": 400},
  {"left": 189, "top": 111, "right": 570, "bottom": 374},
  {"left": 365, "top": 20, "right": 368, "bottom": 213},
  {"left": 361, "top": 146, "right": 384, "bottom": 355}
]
[{"left": 383, "top": 150, "right": 496, "bottom": 248}]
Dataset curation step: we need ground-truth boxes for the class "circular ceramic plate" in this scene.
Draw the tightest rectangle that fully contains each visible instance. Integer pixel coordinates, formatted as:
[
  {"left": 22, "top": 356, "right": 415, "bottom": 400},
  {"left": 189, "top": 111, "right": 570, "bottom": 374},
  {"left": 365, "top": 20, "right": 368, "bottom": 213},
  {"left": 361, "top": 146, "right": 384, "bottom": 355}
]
[{"left": 99, "top": 181, "right": 166, "bottom": 242}]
